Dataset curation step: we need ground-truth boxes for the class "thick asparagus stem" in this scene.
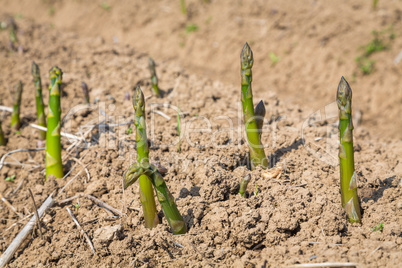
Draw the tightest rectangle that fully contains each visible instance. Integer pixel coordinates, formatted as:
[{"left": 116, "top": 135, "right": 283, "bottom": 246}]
[
  {"left": 337, "top": 77, "right": 361, "bottom": 223},
  {"left": 45, "top": 67, "right": 64, "bottom": 179},
  {"left": 240, "top": 43, "right": 268, "bottom": 170},
  {"left": 81, "top": 82, "right": 90, "bottom": 104},
  {"left": 124, "top": 163, "right": 187, "bottom": 234},
  {"left": 11, "top": 81, "right": 23, "bottom": 131},
  {"left": 133, "top": 86, "right": 159, "bottom": 229},
  {"left": 32, "top": 62, "right": 47, "bottom": 140},
  {"left": 148, "top": 57, "right": 161, "bottom": 98},
  {"left": 239, "top": 174, "right": 251, "bottom": 197},
  {"left": 0, "top": 121, "right": 6, "bottom": 146}
]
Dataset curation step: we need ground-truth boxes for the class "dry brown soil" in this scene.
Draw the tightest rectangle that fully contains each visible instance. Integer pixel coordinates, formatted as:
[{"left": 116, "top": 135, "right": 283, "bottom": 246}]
[{"left": 0, "top": 1, "right": 402, "bottom": 267}]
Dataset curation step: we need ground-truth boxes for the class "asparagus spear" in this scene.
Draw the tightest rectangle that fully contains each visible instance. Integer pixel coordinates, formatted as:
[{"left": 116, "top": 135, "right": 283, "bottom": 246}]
[
  {"left": 32, "top": 62, "right": 47, "bottom": 140},
  {"left": 132, "top": 85, "right": 159, "bottom": 229},
  {"left": 124, "top": 162, "right": 187, "bottom": 234},
  {"left": 8, "top": 18, "right": 18, "bottom": 50},
  {"left": 240, "top": 43, "right": 268, "bottom": 170},
  {"left": 337, "top": 77, "right": 361, "bottom": 223},
  {"left": 45, "top": 66, "right": 64, "bottom": 179},
  {"left": 239, "top": 174, "right": 251, "bottom": 197},
  {"left": 148, "top": 57, "right": 161, "bottom": 98},
  {"left": 11, "top": 81, "right": 23, "bottom": 131},
  {"left": 81, "top": 82, "right": 90, "bottom": 104},
  {"left": 0, "top": 121, "right": 6, "bottom": 146}
]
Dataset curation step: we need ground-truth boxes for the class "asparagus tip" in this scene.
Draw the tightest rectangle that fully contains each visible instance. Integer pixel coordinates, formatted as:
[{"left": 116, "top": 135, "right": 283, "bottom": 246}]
[
  {"left": 133, "top": 85, "right": 145, "bottom": 105},
  {"left": 32, "top": 61, "right": 40, "bottom": 78},
  {"left": 254, "top": 100, "right": 266, "bottom": 118},
  {"left": 241, "top": 42, "right": 253, "bottom": 69},
  {"left": 337, "top": 76, "right": 352, "bottom": 104}
]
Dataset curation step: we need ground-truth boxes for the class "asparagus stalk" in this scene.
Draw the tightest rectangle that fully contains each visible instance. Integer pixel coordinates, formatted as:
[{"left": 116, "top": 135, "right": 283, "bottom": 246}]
[
  {"left": 133, "top": 85, "right": 159, "bottom": 229},
  {"left": 45, "top": 66, "right": 64, "bottom": 179},
  {"left": 240, "top": 43, "right": 268, "bottom": 170},
  {"left": 32, "top": 62, "right": 47, "bottom": 140},
  {"left": 148, "top": 57, "right": 161, "bottom": 98},
  {"left": 337, "top": 77, "right": 361, "bottom": 223},
  {"left": 239, "top": 174, "right": 251, "bottom": 197},
  {"left": 81, "top": 82, "right": 90, "bottom": 104},
  {"left": 11, "top": 81, "right": 23, "bottom": 131},
  {"left": 0, "top": 121, "right": 6, "bottom": 146},
  {"left": 124, "top": 162, "right": 187, "bottom": 234},
  {"left": 8, "top": 18, "right": 18, "bottom": 50}
]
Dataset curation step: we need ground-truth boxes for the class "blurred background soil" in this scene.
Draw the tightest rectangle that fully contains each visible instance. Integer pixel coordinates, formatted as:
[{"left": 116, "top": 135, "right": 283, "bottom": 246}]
[{"left": 1, "top": 0, "right": 402, "bottom": 140}]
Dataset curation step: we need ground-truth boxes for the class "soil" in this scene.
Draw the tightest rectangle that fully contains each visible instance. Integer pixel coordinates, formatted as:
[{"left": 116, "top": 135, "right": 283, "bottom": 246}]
[{"left": 0, "top": 1, "right": 401, "bottom": 267}]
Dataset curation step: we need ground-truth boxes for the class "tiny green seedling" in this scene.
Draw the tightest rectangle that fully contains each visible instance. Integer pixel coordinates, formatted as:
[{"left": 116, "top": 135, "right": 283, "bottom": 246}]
[
  {"left": 186, "top": 24, "right": 199, "bottom": 34},
  {"left": 372, "top": 223, "right": 383, "bottom": 233},
  {"left": 100, "top": 2, "right": 111, "bottom": 10},
  {"left": 5, "top": 175, "right": 16, "bottom": 182},
  {"left": 269, "top": 52, "right": 280, "bottom": 65},
  {"left": 127, "top": 126, "right": 133, "bottom": 135},
  {"left": 254, "top": 184, "right": 258, "bottom": 196},
  {"left": 74, "top": 203, "right": 80, "bottom": 209},
  {"left": 177, "top": 107, "right": 181, "bottom": 152}
]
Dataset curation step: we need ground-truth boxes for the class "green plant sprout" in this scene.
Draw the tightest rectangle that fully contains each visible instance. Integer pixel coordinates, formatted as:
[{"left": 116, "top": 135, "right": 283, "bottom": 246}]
[
  {"left": 74, "top": 203, "right": 80, "bottom": 209},
  {"left": 11, "top": 81, "right": 23, "bottom": 131},
  {"left": 372, "top": 222, "right": 383, "bottom": 233},
  {"left": 240, "top": 42, "right": 268, "bottom": 170},
  {"left": 0, "top": 121, "right": 6, "bottom": 146},
  {"left": 177, "top": 107, "right": 181, "bottom": 152},
  {"left": 124, "top": 162, "right": 187, "bottom": 234},
  {"left": 186, "top": 24, "right": 199, "bottom": 34},
  {"left": 180, "top": 0, "right": 187, "bottom": 15},
  {"left": 132, "top": 86, "right": 158, "bottom": 229},
  {"left": 5, "top": 175, "right": 16, "bottom": 182},
  {"left": 127, "top": 126, "right": 133, "bottom": 135},
  {"left": 337, "top": 77, "right": 361, "bottom": 223},
  {"left": 32, "top": 62, "right": 47, "bottom": 140},
  {"left": 100, "top": 2, "right": 111, "bottom": 10},
  {"left": 45, "top": 66, "right": 64, "bottom": 179},
  {"left": 269, "top": 52, "right": 280, "bottom": 65},
  {"left": 148, "top": 57, "right": 161, "bottom": 98},
  {"left": 355, "top": 27, "right": 395, "bottom": 75}
]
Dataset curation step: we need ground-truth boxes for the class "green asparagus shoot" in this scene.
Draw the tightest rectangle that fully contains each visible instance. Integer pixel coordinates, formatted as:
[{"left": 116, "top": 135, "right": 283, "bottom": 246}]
[
  {"left": 8, "top": 18, "right": 18, "bottom": 50},
  {"left": 337, "top": 77, "right": 361, "bottom": 223},
  {"left": 11, "top": 81, "right": 23, "bottom": 131},
  {"left": 45, "top": 66, "right": 64, "bottom": 179},
  {"left": 5, "top": 174, "right": 16, "bottom": 182},
  {"left": 180, "top": 0, "right": 187, "bottom": 15},
  {"left": 148, "top": 57, "right": 161, "bottom": 98},
  {"left": 240, "top": 42, "right": 268, "bottom": 170},
  {"left": 239, "top": 174, "right": 250, "bottom": 197},
  {"left": 177, "top": 107, "right": 181, "bottom": 152},
  {"left": 32, "top": 62, "right": 47, "bottom": 140},
  {"left": 124, "top": 162, "right": 187, "bottom": 234},
  {"left": 81, "top": 82, "right": 90, "bottom": 104},
  {"left": 0, "top": 121, "right": 6, "bottom": 146},
  {"left": 132, "top": 86, "right": 159, "bottom": 229}
]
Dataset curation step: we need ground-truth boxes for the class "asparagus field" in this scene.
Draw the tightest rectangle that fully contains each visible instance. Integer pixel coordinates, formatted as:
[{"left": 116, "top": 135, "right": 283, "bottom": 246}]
[{"left": 0, "top": 1, "right": 402, "bottom": 267}]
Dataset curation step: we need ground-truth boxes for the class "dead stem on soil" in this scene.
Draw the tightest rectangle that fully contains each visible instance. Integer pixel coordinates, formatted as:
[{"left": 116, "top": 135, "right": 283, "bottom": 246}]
[
  {"left": 27, "top": 188, "right": 43, "bottom": 239},
  {"left": 0, "top": 192, "right": 23, "bottom": 219},
  {"left": 29, "top": 124, "right": 83, "bottom": 142},
  {"left": 57, "top": 193, "right": 123, "bottom": 217},
  {"left": 71, "top": 157, "right": 91, "bottom": 183},
  {"left": 0, "top": 106, "right": 13, "bottom": 113},
  {"left": 58, "top": 167, "right": 88, "bottom": 195},
  {"left": 0, "top": 193, "right": 55, "bottom": 268},
  {"left": 0, "top": 148, "right": 45, "bottom": 173},
  {"left": 288, "top": 263, "right": 359, "bottom": 267},
  {"left": 5, "top": 213, "right": 34, "bottom": 231},
  {"left": 65, "top": 207, "right": 96, "bottom": 255}
]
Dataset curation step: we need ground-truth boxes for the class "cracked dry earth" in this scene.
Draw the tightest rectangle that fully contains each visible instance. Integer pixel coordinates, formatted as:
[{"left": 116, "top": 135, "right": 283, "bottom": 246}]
[{"left": 0, "top": 17, "right": 401, "bottom": 267}]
